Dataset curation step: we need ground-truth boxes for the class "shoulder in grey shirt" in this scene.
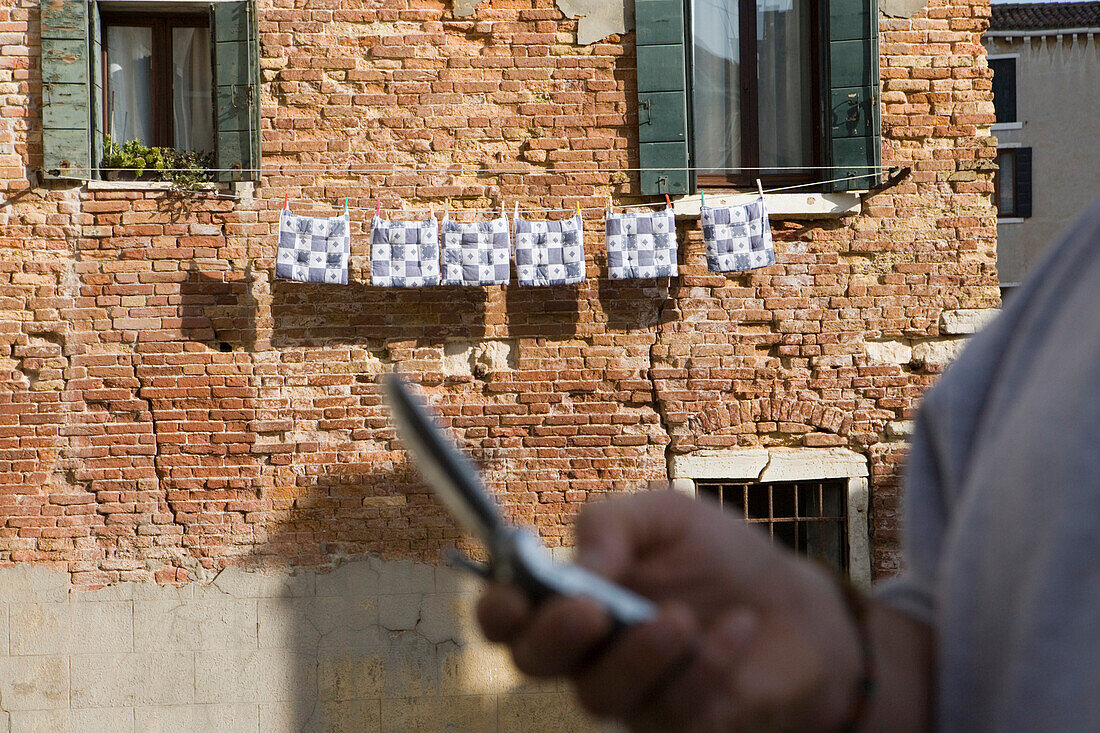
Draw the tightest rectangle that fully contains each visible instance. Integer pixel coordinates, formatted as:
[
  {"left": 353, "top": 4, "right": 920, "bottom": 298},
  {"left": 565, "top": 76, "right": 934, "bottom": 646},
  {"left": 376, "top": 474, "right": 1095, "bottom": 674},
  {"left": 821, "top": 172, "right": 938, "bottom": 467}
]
[{"left": 877, "top": 202, "right": 1100, "bottom": 732}]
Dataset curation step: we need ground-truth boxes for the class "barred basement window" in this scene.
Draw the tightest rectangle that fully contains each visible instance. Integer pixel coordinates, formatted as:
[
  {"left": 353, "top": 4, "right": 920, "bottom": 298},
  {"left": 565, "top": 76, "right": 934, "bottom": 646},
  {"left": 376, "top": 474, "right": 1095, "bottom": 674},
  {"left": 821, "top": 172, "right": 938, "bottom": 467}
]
[{"left": 697, "top": 478, "right": 848, "bottom": 575}]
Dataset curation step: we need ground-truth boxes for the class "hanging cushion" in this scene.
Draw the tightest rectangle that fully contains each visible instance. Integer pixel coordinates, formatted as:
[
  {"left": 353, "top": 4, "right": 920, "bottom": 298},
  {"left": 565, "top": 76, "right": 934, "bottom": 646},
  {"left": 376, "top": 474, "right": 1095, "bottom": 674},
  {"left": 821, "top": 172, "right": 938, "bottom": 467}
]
[
  {"left": 276, "top": 208, "right": 351, "bottom": 285},
  {"left": 370, "top": 216, "right": 441, "bottom": 287},
  {"left": 701, "top": 197, "right": 775, "bottom": 273},
  {"left": 605, "top": 207, "right": 678, "bottom": 280},
  {"left": 441, "top": 216, "right": 511, "bottom": 286},
  {"left": 513, "top": 213, "right": 586, "bottom": 287}
]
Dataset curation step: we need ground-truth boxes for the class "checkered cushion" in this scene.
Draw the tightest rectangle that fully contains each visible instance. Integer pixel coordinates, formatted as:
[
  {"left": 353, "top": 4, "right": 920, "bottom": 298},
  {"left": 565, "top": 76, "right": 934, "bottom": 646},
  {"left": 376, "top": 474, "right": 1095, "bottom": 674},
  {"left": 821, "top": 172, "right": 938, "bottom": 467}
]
[
  {"left": 275, "top": 209, "right": 350, "bottom": 285},
  {"left": 514, "top": 214, "right": 586, "bottom": 287},
  {"left": 441, "top": 216, "right": 511, "bottom": 286},
  {"left": 701, "top": 198, "right": 775, "bottom": 273},
  {"left": 605, "top": 207, "right": 678, "bottom": 280},
  {"left": 370, "top": 216, "right": 441, "bottom": 287}
]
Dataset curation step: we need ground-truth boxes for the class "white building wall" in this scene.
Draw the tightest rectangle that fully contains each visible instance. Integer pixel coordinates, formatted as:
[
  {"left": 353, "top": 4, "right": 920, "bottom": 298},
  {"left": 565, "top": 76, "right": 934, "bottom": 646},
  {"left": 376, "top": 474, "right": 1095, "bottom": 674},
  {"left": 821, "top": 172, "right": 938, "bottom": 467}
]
[{"left": 985, "top": 34, "right": 1100, "bottom": 287}]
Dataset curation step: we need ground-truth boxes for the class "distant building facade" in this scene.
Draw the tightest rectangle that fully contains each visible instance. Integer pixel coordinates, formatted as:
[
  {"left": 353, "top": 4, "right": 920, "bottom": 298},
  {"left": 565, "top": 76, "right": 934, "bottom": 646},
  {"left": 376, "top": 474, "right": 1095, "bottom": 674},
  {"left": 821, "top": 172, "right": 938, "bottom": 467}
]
[{"left": 984, "top": 1, "right": 1100, "bottom": 292}]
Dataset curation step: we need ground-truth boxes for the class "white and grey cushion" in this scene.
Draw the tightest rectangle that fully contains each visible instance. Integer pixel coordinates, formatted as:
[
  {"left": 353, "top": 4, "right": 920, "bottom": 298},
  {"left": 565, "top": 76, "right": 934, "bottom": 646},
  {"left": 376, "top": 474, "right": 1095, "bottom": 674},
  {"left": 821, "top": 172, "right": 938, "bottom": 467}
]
[
  {"left": 370, "top": 215, "right": 441, "bottom": 287},
  {"left": 701, "top": 198, "right": 775, "bottom": 273},
  {"left": 605, "top": 207, "right": 678, "bottom": 280},
  {"left": 513, "top": 213, "right": 586, "bottom": 287},
  {"left": 441, "top": 216, "right": 511, "bottom": 286},
  {"left": 275, "top": 208, "right": 351, "bottom": 285}
]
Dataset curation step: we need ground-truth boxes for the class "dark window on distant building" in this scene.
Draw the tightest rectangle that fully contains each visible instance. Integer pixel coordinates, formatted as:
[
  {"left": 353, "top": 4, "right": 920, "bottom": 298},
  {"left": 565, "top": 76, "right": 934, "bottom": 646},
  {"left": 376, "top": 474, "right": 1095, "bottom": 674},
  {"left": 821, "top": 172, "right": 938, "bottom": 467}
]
[
  {"left": 697, "top": 478, "right": 848, "bottom": 575},
  {"left": 994, "top": 147, "right": 1032, "bottom": 218},
  {"left": 989, "top": 57, "right": 1017, "bottom": 124}
]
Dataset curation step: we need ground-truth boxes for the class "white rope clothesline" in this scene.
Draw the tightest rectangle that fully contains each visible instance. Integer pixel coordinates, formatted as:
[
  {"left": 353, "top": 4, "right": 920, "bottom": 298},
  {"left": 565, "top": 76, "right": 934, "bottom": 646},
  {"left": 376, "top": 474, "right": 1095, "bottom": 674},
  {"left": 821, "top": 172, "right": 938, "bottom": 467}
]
[{"left": 194, "top": 171, "right": 885, "bottom": 216}]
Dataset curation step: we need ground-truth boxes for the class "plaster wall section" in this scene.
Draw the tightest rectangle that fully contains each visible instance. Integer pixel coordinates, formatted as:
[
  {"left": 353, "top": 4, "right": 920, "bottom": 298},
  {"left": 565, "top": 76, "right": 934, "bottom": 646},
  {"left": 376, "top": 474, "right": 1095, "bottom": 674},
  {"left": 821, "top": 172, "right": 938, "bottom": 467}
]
[
  {"left": 984, "top": 35, "right": 1100, "bottom": 286},
  {"left": 0, "top": 561, "right": 604, "bottom": 732}
]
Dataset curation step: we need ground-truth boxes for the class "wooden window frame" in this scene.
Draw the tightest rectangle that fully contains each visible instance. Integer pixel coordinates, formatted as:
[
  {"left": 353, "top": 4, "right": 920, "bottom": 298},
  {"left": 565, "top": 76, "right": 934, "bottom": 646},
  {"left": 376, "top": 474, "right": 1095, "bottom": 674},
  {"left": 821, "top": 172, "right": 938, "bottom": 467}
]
[
  {"left": 100, "top": 11, "right": 210, "bottom": 150},
  {"left": 994, "top": 147, "right": 1031, "bottom": 219},
  {"left": 691, "top": 0, "right": 825, "bottom": 189}
]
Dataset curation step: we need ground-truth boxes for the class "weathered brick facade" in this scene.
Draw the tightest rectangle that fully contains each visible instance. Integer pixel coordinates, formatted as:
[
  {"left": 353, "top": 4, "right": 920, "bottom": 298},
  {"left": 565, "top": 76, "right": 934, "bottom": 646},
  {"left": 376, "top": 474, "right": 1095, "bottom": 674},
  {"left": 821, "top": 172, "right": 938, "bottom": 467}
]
[{"left": 0, "top": 0, "right": 997, "bottom": 727}]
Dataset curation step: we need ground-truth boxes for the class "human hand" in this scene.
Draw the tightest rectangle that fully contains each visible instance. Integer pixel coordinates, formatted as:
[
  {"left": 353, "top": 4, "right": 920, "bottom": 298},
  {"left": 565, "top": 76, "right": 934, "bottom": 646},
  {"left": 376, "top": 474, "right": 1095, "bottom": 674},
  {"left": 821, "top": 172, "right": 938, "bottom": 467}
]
[{"left": 477, "top": 490, "right": 864, "bottom": 732}]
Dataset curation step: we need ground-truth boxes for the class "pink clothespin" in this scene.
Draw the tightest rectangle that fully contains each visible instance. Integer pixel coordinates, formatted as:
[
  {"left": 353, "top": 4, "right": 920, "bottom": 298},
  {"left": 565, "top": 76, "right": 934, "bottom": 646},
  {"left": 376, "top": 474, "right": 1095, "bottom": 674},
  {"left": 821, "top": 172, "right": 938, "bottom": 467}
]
[{"left": 375, "top": 197, "right": 382, "bottom": 218}]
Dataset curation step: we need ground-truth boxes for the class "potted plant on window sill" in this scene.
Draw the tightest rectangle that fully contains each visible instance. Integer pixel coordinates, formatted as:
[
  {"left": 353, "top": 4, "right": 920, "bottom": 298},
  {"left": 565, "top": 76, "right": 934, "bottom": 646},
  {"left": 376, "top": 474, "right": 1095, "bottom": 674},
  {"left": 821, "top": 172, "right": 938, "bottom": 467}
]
[{"left": 101, "top": 136, "right": 216, "bottom": 194}]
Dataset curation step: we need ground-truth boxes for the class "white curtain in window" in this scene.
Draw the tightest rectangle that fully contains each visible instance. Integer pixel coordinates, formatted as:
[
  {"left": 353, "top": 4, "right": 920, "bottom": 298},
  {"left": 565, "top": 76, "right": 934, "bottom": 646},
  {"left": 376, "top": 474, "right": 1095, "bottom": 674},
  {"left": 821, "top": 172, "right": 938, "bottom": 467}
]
[
  {"left": 692, "top": 0, "right": 741, "bottom": 174},
  {"left": 757, "top": 0, "right": 813, "bottom": 172},
  {"left": 172, "top": 27, "right": 214, "bottom": 153},
  {"left": 106, "top": 26, "right": 153, "bottom": 145}
]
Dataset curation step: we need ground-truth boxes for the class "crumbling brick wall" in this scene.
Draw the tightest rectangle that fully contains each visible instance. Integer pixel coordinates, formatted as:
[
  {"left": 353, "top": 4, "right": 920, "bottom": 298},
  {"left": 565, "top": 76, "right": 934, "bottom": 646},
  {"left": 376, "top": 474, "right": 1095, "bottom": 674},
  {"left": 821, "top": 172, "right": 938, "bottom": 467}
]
[{"left": 0, "top": 0, "right": 997, "bottom": 584}]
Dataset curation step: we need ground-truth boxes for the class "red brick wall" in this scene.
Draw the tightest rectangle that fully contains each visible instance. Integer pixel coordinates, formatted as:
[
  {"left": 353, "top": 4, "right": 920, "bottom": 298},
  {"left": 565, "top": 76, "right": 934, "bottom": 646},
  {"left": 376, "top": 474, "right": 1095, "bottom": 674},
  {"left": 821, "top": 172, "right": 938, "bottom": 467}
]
[{"left": 0, "top": 0, "right": 998, "bottom": 587}]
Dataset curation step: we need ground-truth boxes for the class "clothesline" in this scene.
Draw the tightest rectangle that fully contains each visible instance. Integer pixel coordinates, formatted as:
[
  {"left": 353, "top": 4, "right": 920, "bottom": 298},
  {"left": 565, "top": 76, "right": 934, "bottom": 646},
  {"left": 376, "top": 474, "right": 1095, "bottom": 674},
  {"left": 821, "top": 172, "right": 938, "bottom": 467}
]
[
  {"left": 97, "top": 163, "right": 891, "bottom": 175},
  {"left": 201, "top": 171, "right": 885, "bottom": 216}
]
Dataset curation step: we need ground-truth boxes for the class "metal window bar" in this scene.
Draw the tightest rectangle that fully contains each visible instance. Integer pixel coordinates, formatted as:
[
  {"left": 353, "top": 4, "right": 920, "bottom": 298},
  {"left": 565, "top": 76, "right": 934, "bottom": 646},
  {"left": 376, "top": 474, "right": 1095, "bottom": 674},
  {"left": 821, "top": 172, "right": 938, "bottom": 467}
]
[{"left": 697, "top": 479, "right": 849, "bottom": 575}]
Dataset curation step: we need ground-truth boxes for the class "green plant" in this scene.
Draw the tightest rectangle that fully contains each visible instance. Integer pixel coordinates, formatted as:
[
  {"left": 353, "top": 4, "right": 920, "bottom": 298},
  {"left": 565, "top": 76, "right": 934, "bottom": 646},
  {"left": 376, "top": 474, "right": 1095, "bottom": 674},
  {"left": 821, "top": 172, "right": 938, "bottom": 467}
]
[{"left": 101, "top": 135, "right": 215, "bottom": 194}]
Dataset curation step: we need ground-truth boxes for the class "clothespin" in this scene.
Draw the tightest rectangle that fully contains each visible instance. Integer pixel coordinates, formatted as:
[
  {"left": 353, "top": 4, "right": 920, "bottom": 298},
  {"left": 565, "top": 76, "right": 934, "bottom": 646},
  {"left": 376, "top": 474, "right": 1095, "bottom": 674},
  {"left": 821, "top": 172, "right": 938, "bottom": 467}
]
[
  {"left": 344, "top": 197, "right": 349, "bottom": 216},
  {"left": 283, "top": 194, "right": 288, "bottom": 210},
  {"left": 375, "top": 196, "right": 382, "bottom": 218},
  {"left": 756, "top": 179, "right": 765, "bottom": 198},
  {"left": 607, "top": 194, "right": 614, "bottom": 213},
  {"left": 575, "top": 201, "right": 582, "bottom": 219},
  {"left": 700, "top": 190, "right": 706, "bottom": 208},
  {"left": 514, "top": 201, "right": 520, "bottom": 220}
]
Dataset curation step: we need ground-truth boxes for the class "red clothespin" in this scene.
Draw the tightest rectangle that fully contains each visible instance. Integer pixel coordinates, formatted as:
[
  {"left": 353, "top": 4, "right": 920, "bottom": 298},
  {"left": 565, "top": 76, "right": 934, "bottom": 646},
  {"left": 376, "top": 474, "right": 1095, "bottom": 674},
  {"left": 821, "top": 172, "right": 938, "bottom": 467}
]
[
  {"left": 283, "top": 194, "right": 288, "bottom": 210},
  {"left": 664, "top": 193, "right": 672, "bottom": 210}
]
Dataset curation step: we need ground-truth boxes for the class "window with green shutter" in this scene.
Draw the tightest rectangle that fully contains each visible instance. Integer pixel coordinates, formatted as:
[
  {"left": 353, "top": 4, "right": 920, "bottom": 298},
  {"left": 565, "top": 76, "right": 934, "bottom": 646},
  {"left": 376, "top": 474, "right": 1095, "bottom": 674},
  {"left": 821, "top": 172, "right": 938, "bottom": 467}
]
[
  {"left": 634, "top": 0, "right": 881, "bottom": 195},
  {"left": 39, "top": 0, "right": 260, "bottom": 181}
]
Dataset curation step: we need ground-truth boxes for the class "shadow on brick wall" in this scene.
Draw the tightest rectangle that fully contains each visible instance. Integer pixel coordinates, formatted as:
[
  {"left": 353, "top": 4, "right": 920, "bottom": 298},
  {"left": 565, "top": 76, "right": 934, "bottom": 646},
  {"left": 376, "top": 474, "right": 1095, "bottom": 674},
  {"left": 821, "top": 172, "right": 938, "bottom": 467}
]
[
  {"left": 179, "top": 265, "right": 259, "bottom": 352},
  {"left": 270, "top": 281, "right": 488, "bottom": 347},
  {"left": 502, "top": 283, "right": 582, "bottom": 338}
]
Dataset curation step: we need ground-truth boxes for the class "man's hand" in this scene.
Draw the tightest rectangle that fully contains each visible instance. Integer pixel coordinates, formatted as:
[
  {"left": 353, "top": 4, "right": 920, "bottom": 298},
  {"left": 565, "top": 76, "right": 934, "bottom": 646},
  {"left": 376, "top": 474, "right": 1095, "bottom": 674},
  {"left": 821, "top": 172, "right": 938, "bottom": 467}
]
[{"left": 477, "top": 490, "right": 872, "bottom": 732}]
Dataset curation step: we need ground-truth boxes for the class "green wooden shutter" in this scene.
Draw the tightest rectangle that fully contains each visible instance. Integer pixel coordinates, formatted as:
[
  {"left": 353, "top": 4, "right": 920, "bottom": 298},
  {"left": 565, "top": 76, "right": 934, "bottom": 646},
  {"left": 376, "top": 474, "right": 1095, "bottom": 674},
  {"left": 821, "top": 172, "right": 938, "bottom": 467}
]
[
  {"left": 635, "top": 0, "right": 691, "bottom": 196},
  {"left": 212, "top": 0, "right": 260, "bottom": 181},
  {"left": 824, "top": 0, "right": 881, "bottom": 192},
  {"left": 40, "top": 0, "right": 92, "bottom": 178},
  {"left": 89, "top": 1, "right": 103, "bottom": 175}
]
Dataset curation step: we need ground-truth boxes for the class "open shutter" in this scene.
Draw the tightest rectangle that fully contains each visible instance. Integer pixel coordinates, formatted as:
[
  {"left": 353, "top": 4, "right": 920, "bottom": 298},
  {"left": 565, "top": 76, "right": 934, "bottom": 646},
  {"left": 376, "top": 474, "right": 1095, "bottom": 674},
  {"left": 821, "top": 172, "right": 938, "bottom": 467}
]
[
  {"left": 89, "top": 1, "right": 103, "bottom": 175},
  {"left": 40, "top": 0, "right": 92, "bottom": 178},
  {"left": 212, "top": 0, "right": 260, "bottom": 181},
  {"left": 635, "top": 0, "right": 692, "bottom": 196},
  {"left": 1014, "top": 147, "right": 1032, "bottom": 218},
  {"left": 824, "top": 0, "right": 880, "bottom": 192}
]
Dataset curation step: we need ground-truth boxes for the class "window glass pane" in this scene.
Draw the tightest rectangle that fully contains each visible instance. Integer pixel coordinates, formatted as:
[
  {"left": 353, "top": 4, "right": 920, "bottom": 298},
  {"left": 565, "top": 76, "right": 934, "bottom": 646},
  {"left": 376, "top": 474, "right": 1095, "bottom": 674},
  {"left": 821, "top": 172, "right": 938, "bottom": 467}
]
[
  {"left": 691, "top": 0, "right": 742, "bottom": 174},
  {"left": 998, "top": 151, "right": 1016, "bottom": 215},
  {"left": 990, "top": 58, "right": 1017, "bottom": 124},
  {"left": 172, "top": 27, "right": 214, "bottom": 153},
  {"left": 107, "top": 26, "right": 154, "bottom": 146},
  {"left": 757, "top": 0, "right": 813, "bottom": 173}
]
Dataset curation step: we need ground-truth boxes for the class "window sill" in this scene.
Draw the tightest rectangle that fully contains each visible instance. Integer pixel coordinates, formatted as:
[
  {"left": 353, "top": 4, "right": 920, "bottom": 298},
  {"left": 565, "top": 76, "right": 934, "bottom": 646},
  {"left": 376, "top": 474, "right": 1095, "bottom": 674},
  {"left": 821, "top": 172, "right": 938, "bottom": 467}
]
[
  {"left": 997, "top": 217, "right": 1026, "bottom": 224},
  {"left": 85, "top": 179, "right": 226, "bottom": 192},
  {"left": 672, "top": 191, "right": 862, "bottom": 220},
  {"left": 992, "top": 122, "right": 1023, "bottom": 131}
]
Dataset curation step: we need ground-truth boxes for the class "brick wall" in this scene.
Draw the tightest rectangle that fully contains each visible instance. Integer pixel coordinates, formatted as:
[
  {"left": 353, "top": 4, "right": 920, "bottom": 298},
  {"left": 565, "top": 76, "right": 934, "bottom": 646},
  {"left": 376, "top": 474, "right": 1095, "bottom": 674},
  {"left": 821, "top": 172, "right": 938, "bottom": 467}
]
[{"left": 0, "top": 0, "right": 997, "bottom": 727}]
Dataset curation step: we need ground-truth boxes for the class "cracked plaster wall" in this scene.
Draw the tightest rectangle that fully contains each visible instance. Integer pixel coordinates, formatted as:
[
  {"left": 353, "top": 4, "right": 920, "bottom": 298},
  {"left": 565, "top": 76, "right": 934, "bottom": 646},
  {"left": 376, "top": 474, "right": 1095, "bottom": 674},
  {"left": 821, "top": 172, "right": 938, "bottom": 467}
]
[{"left": 0, "top": 560, "right": 600, "bottom": 732}]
